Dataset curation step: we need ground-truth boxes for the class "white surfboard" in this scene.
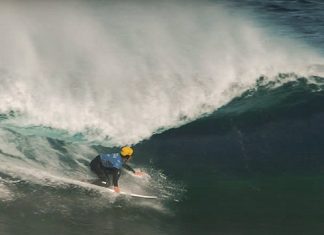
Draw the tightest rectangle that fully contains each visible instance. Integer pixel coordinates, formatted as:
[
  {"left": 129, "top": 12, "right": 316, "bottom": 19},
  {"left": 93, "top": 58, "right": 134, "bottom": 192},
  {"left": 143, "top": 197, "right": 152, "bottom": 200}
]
[
  {"left": 86, "top": 180, "right": 158, "bottom": 199},
  {"left": 105, "top": 187, "right": 158, "bottom": 199}
]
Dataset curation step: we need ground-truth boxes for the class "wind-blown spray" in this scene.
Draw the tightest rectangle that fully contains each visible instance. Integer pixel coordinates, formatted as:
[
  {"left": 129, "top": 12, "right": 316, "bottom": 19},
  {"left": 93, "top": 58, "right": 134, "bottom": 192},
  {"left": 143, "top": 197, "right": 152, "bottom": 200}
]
[{"left": 0, "top": 0, "right": 322, "bottom": 145}]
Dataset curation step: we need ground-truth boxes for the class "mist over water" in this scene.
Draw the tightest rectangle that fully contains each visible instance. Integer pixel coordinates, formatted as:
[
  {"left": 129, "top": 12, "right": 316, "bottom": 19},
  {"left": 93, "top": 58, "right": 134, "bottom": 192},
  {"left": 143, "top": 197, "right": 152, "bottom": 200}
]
[{"left": 0, "top": 0, "right": 323, "bottom": 145}]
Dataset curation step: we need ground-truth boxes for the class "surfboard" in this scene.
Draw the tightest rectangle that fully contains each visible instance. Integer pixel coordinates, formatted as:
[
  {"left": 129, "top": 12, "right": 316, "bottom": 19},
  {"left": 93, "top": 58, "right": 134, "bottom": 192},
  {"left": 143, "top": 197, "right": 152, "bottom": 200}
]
[
  {"left": 86, "top": 179, "right": 158, "bottom": 199},
  {"left": 105, "top": 187, "right": 158, "bottom": 199}
]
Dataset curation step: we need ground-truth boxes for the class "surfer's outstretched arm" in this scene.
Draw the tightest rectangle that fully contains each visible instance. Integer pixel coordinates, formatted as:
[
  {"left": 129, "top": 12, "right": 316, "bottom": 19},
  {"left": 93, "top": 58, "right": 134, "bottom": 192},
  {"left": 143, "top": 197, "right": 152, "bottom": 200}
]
[
  {"left": 123, "top": 163, "right": 136, "bottom": 173},
  {"left": 123, "top": 163, "right": 145, "bottom": 176}
]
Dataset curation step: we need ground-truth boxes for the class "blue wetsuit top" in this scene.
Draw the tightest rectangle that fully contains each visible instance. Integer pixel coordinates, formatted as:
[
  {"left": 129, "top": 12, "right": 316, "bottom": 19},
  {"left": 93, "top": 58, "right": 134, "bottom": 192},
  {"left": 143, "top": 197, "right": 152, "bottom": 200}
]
[
  {"left": 99, "top": 153, "right": 135, "bottom": 186},
  {"left": 100, "top": 153, "right": 123, "bottom": 169}
]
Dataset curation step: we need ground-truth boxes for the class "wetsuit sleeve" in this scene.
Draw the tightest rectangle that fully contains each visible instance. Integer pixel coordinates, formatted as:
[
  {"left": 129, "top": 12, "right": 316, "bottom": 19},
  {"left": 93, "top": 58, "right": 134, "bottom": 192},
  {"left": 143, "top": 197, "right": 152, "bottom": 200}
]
[
  {"left": 123, "top": 163, "right": 136, "bottom": 173},
  {"left": 112, "top": 168, "right": 121, "bottom": 187}
]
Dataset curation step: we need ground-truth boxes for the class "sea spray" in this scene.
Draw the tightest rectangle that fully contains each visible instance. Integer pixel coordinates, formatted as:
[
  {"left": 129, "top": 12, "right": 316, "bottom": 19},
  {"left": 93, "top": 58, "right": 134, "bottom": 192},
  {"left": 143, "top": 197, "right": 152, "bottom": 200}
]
[{"left": 0, "top": 0, "right": 322, "bottom": 146}]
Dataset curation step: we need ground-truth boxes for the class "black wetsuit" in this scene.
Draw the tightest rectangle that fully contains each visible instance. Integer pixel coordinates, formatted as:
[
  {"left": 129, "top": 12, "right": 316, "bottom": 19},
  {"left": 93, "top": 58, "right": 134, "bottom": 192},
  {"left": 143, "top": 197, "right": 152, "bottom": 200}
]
[{"left": 90, "top": 155, "right": 135, "bottom": 187}]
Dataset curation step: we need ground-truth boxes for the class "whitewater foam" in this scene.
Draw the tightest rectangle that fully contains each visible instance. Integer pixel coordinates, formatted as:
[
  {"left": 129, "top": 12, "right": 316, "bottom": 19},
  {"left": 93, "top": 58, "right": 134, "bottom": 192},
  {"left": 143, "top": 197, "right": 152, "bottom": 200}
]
[
  {"left": 0, "top": 0, "right": 323, "bottom": 145},
  {"left": 0, "top": 182, "right": 14, "bottom": 202}
]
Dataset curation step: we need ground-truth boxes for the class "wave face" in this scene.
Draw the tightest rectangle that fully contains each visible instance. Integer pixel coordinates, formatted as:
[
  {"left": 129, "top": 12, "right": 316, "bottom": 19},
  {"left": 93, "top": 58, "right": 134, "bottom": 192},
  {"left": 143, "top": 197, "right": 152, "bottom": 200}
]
[
  {"left": 148, "top": 75, "right": 324, "bottom": 164},
  {"left": 141, "top": 75, "right": 324, "bottom": 177},
  {"left": 137, "top": 76, "right": 324, "bottom": 234},
  {"left": 1, "top": 0, "right": 324, "bottom": 235}
]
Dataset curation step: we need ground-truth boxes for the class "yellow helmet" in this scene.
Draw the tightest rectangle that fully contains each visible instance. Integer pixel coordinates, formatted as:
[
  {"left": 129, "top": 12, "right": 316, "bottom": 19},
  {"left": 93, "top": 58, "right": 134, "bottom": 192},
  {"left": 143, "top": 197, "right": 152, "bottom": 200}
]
[{"left": 120, "top": 146, "right": 134, "bottom": 157}]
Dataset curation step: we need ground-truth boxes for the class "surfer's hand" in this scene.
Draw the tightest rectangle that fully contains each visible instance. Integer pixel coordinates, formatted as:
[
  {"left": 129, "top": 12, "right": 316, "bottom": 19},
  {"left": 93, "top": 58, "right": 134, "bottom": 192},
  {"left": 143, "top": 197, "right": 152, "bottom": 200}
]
[
  {"left": 134, "top": 171, "right": 145, "bottom": 176},
  {"left": 114, "top": 186, "right": 120, "bottom": 193}
]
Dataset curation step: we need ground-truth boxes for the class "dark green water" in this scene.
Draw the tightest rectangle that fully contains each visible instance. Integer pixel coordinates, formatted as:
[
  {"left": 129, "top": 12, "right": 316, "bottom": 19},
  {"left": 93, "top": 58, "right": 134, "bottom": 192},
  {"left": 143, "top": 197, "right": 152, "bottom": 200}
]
[{"left": 134, "top": 78, "right": 324, "bottom": 234}]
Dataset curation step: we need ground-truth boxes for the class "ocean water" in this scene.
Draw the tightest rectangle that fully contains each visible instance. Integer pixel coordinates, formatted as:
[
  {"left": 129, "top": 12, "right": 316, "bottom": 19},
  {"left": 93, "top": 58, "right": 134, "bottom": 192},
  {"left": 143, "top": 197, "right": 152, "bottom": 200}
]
[{"left": 1, "top": 0, "right": 324, "bottom": 234}]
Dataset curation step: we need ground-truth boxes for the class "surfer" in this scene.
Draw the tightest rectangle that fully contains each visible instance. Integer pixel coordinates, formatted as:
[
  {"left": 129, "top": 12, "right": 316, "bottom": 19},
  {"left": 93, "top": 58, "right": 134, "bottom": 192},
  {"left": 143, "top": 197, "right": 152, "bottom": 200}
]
[{"left": 90, "top": 146, "right": 144, "bottom": 193}]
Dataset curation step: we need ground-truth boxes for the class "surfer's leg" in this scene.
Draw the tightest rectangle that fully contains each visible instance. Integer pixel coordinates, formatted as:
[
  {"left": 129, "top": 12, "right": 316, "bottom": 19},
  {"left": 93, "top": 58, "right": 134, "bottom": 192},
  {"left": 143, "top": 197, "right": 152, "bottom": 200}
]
[
  {"left": 103, "top": 169, "right": 114, "bottom": 187},
  {"left": 90, "top": 156, "right": 109, "bottom": 182},
  {"left": 103, "top": 168, "right": 121, "bottom": 187}
]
